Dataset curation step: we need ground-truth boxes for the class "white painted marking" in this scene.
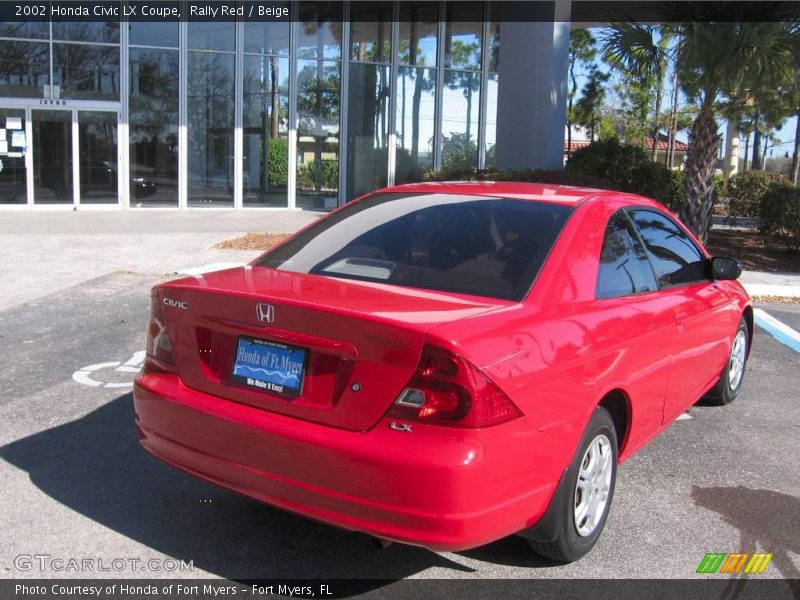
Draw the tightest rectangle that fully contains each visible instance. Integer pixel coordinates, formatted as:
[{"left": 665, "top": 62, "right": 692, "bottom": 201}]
[
  {"left": 754, "top": 308, "right": 800, "bottom": 354},
  {"left": 676, "top": 413, "right": 693, "bottom": 421},
  {"left": 72, "top": 351, "right": 147, "bottom": 389}
]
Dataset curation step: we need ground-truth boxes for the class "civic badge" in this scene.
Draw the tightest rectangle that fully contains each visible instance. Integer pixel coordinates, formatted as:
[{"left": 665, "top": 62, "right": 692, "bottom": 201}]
[{"left": 256, "top": 303, "right": 275, "bottom": 324}]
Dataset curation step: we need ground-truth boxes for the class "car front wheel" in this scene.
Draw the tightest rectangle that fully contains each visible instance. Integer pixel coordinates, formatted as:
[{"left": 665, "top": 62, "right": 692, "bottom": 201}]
[
  {"left": 527, "top": 406, "right": 618, "bottom": 563},
  {"left": 704, "top": 317, "right": 749, "bottom": 405}
]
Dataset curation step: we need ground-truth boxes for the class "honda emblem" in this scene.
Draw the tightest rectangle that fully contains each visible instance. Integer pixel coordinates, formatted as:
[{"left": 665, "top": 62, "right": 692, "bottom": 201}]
[{"left": 256, "top": 303, "right": 275, "bottom": 323}]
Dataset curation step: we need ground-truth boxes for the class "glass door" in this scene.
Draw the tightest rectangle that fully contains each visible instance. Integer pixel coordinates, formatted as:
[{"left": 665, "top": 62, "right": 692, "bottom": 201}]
[
  {"left": 0, "top": 108, "right": 28, "bottom": 205},
  {"left": 32, "top": 109, "right": 73, "bottom": 205},
  {"left": 78, "top": 111, "right": 119, "bottom": 205}
]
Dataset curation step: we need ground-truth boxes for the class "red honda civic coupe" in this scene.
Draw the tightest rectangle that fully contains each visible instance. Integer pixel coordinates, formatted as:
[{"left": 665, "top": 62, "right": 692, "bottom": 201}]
[{"left": 133, "top": 181, "right": 751, "bottom": 562}]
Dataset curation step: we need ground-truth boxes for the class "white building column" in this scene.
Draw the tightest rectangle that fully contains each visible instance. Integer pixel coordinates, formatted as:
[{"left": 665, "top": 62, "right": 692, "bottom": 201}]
[
  {"left": 724, "top": 118, "right": 740, "bottom": 186},
  {"left": 495, "top": 1, "right": 571, "bottom": 170}
]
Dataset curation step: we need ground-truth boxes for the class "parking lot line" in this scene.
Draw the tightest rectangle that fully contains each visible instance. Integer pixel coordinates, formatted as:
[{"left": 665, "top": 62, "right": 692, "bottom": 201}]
[{"left": 753, "top": 309, "right": 800, "bottom": 354}]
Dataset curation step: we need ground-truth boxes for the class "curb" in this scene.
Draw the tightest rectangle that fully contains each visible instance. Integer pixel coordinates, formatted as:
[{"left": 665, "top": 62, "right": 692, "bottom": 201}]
[{"left": 742, "top": 283, "right": 800, "bottom": 299}]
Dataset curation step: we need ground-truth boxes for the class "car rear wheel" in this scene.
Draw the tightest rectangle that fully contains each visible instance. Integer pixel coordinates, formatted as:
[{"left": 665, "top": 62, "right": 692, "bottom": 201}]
[
  {"left": 704, "top": 317, "right": 749, "bottom": 406},
  {"left": 527, "top": 406, "right": 618, "bottom": 563}
]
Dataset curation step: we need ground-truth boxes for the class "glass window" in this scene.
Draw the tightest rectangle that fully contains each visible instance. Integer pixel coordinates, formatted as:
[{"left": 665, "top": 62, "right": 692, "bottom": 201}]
[
  {"left": 129, "top": 48, "right": 179, "bottom": 207},
  {"left": 345, "top": 63, "right": 390, "bottom": 201},
  {"left": 257, "top": 194, "right": 573, "bottom": 301},
  {"left": 53, "top": 21, "right": 120, "bottom": 44},
  {"left": 628, "top": 209, "right": 707, "bottom": 287},
  {"left": 398, "top": 2, "right": 438, "bottom": 66},
  {"left": 78, "top": 111, "right": 119, "bottom": 205},
  {"left": 441, "top": 70, "right": 480, "bottom": 172},
  {"left": 296, "top": 58, "right": 341, "bottom": 209},
  {"left": 597, "top": 212, "right": 658, "bottom": 298},
  {"left": 187, "top": 52, "right": 236, "bottom": 207},
  {"left": 0, "top": 108, "right": 28, "bottom": 204},
  {"left": 53, "top": 44, "right": 120, "bottom": 101},
  {"left": 243, "top": 54, "right": 290, "bottom": 207},
  {"left": 128, "top": 22, "right": 179, "bottom": 48},
  {"left": 395, "top": 66, "right": 436, "bottom": 184},
  {"left": 350, "top": 3, "right": 392, "bottom": 63},
  {"left": 297, "top": 3, "right": 343, "bottom": 60},
  {"left": 243, "top": 21, "right": 290, "bottom": 55},
  {"left": 487, "top": 8, "right": 500, "bottom": 72},
  {"left": 188, "top": 22, "right": 235, "bottom": 52},
  {"left": 0, "top": 22, "right": 48, "bottom": 39},
  {"left": 32, "top": 110, "right": 73, "bottom": 205},
  {"left": 445, "top": 2, "right": 482, "bottom": 70},
  {"left": 0, "top": 41, "right": 49, "bottom": 98}
]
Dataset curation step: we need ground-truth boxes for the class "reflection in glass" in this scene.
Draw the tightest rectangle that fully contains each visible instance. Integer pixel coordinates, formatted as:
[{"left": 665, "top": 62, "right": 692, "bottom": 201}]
[
  {"left": 346, "top": 63, "right": 389, "bottom": 201},
  {"left": 298, "top": 3, "right": 342, "bottom": 60},
  {"left": 188, "top": 22, "right": 235, "bottom": 52},
  {"left": 54, "top": 44, "right": 120, "bottom": 100},
  {"left": 243, "top": 21, "right": 290, "bottom": 55},
  {"left": 0, "top": 41, "right": 49, "bottom": 98},
  {"left": 0, "top": 108, "right": 27, "bottom": 204},
  {"left": 0, "top": 22, "right": 48, "bottom": 39},
  {"left": 398, "top": 2, "right": 438, "bottom": 66},
  {"left": 128, "top": 22, "right": 179, "bottom": 48},
  {"left": 444, "top": 2, "right": 482, "bottom": 69},
  {"left": 296, "top": 59, "right": 340, "bottom": 209},
  {"left": 129, "top": 48, "right": 178, "bottom": 207},
  {"left": 395, "top": 66, "right": 435, "bottom": 184},
  {"left": 53, "top": 21, "right": 120, "bottom": 43},
  {"left": 79, "top": 111, "right": 119, "bottom": 205},
  {"left": 243, "top": 55, "right": 290, "bottom": 207},
  {"left": 441, "top": 70, "right": 480, "bottom": 172},
  {"left": 187, "top": 51, "right": 235, "bottom": 207},
  {"left": 349, "top": 3, "right": 392, "bottom": 63},
  {"left": 32, "top": 110, "right": 73, "bottom": 205},
  {"left": 485, "top": 73, "right": 498, "bottom": 167},
  {"left": 487, "top": 18, "right": 500, "bottom": 73}
]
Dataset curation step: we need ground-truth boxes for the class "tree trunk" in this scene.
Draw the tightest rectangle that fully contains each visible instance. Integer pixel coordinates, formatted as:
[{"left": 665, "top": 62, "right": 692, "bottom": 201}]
[
  {"left": 792, "top": 106, "right": 800, "bottom": 184},
  {"left": 665, "top": 66, "right": 679, "bottom": 168},
  {"left": 743, "top": 132, "right": 750, "bottom": 172},
  {"left": 751, "top": 109, "right": 762, "bottom": 170},
  {"left": 679, "top": 101, "right": 721, "bottom": 245},
  {"left": 651, "top": 62, "right": 664, "bottom": 162}
]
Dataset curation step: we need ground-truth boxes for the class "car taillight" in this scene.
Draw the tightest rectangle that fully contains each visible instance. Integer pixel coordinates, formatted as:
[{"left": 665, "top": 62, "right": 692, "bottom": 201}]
[
  {"left": 144, "top": 287, "right": 176, "bottom": 370},
  {"left": 386, "top": 345, "right": 522, "bottom": 428}
]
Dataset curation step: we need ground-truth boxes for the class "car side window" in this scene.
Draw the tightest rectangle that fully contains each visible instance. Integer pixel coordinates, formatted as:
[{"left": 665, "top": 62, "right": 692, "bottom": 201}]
[
  {"left": 596, "top": 211, "right": 659, "bottom": 299},
  {"left": 627, "top": 209, "right": 707, "bottom": 288}
]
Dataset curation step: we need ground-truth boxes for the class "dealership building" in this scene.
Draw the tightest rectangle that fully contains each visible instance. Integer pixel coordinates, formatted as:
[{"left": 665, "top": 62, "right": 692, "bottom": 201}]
[{"left": 0, "top": 1, "right": 569, "bottom": 211}]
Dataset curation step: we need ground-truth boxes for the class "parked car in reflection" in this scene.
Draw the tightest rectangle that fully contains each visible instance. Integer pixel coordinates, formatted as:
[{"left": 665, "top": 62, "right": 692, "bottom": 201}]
[
  {"left": 80, "top": 160, "right": 157, "bottom": 199},
  {"left": 134, "top": 182, "right": 751, "bottom": 562}
]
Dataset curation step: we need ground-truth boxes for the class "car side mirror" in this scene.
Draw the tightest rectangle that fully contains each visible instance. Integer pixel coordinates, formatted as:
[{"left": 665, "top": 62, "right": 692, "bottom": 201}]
[{"left": 710, "top": 256, "right": 742, "bottom": 281}]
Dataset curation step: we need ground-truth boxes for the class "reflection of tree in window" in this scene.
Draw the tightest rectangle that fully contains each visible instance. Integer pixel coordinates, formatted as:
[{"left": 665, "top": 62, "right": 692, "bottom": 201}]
[
  {"left": 629, "top": 210, "right": 705, "bottom": 287},
  {"left": 597, "top": 213, "right": 657, "bottom": 298}
]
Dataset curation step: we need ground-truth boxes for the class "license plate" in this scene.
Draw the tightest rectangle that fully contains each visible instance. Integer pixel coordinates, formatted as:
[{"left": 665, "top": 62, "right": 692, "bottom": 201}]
[{"left": 232, "top": 337, "right": 307, "bottom": 397}]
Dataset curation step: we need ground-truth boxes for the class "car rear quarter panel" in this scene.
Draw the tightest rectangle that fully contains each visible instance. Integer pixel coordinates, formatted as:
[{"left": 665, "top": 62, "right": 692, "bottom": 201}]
[{"left": 429, "top": 194, "right": 711, "bottom": 472}]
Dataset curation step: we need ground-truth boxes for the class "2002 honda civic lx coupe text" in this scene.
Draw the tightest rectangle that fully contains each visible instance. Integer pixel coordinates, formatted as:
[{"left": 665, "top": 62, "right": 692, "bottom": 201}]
[{"left": 133, "top": 181, "right": 751, "bottom": 562}]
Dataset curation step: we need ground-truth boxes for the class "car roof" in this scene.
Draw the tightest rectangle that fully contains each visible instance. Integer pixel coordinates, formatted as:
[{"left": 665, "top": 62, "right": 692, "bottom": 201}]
[{"left": 379, "top": 180, "right": 612, "bottom": 205}]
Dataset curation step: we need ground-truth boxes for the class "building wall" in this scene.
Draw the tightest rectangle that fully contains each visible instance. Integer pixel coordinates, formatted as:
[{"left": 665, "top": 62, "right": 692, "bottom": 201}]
[{"left": 0, "top": 1, "right": 567, "bottom": 210}]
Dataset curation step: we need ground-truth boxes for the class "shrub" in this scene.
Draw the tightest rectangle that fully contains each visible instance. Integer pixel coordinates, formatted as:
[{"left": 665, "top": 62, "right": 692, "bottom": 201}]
[
  {"left": 423, "top": 138, "right": 686, "bottom": 211},
  {"left": 760, "top": 185, "right": 800, "bottom": 251},
  {"left": 267, "top": 138, "right": 289, "bottom": 187},
  {"left": 727, "top": 170, "right": 790, "bottom": 219},
  {"left": 297, "top": 159, "right": 339, "bottom": 190}
]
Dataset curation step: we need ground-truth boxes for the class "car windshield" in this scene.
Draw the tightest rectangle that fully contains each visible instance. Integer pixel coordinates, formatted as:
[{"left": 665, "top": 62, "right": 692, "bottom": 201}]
[{"left": 256, "top": 192, "right": 573, "bottom": 301}]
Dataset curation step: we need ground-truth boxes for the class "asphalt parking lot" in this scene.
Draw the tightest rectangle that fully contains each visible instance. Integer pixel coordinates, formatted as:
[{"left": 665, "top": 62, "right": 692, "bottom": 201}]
[{"left": 0, "top": 271, "right": 798, "bottom": 589}]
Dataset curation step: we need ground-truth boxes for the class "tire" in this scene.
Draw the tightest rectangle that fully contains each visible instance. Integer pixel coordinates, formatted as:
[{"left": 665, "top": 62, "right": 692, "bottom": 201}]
[
  {"left": 528, "top": 406, "right": 618, "bottom": 563},
  {"left": 704, "top": 317, "right": 749, "bottom": 406}
]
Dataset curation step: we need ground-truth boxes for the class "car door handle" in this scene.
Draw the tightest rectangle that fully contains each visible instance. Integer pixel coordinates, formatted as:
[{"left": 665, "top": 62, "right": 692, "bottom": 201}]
[{"left": 676, "top": 312, "right": 688, "bottom": 332}]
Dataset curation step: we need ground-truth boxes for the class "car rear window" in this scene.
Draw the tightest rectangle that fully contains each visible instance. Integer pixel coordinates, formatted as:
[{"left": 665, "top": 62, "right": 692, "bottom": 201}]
[{"left": 256, "top": 192, "right": 572, "bottom": 301}]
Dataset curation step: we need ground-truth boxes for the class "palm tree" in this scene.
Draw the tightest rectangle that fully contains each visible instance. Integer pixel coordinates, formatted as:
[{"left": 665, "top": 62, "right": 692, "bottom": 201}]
[{"left": 604, "top": 4, "right": 799, "bottom": 243}]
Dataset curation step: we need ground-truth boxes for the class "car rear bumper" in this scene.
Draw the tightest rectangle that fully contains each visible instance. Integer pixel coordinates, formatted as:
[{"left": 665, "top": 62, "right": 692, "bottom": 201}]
[{"left": 133, "top": 371, "right": 558, "bottom": 552}]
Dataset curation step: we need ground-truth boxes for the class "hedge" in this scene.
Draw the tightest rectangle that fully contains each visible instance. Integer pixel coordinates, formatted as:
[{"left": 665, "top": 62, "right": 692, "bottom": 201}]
[
  {"left": 423, "top": 138, "right": 686, "bottom": 212},
  {"left": 760, "top": 185, "right": 800, "bottom": 251}
]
